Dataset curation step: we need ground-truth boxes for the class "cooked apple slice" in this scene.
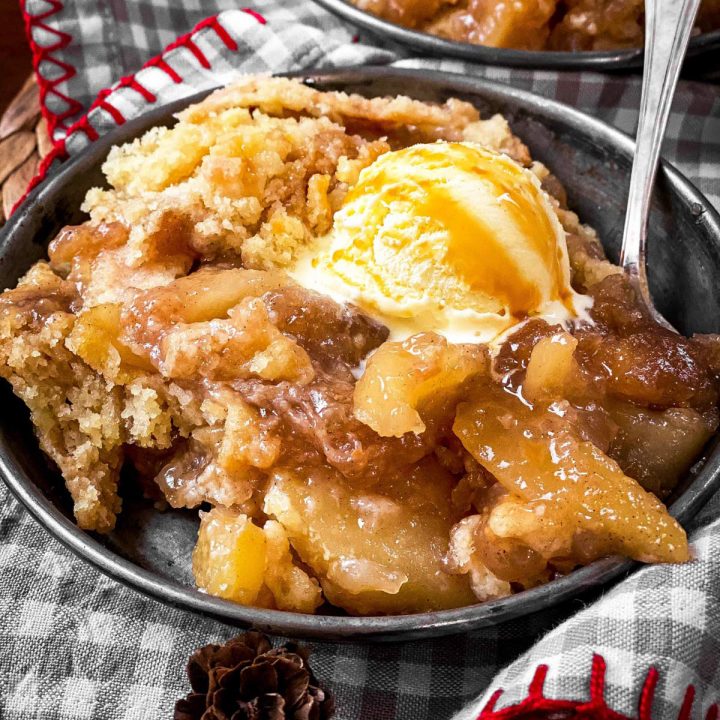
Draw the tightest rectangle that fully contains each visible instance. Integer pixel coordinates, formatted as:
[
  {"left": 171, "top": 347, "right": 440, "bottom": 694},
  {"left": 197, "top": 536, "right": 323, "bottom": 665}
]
[
  {"left": 354, "top": 332, "right": 487, "bottom": 437},
  {"left": 193, "top": 507, "right": 268, "bottom": 605},
  {"left": 453, "top": 383, "right": 689, "bottom": 564},
  {"left": 427, "top": 0, "right": 556, "bottom": 50},
  {"left": 192, "top": 507, "right": 322, "bottom": 612},
  {"left": 264, "top": 462, "right": 476, "bottom": 614}
]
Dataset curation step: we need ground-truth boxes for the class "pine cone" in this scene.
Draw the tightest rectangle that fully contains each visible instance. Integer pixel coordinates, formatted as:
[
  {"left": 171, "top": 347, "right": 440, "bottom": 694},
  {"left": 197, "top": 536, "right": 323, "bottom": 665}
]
[{"left": 174, "top": 631, "right": 334, "bottom": 720}]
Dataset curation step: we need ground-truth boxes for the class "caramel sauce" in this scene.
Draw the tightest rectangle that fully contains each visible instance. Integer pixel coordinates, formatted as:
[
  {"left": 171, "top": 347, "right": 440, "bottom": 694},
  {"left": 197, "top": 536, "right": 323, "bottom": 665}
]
[{"left": 421, "top": 187, "right": 541, "bottom": 314}]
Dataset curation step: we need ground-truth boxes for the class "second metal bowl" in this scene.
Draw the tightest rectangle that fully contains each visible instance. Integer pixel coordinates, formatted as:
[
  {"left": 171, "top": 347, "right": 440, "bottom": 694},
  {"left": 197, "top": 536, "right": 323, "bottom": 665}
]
[{"left": 312, "top": 0, "right": 720, "bottom": 72}]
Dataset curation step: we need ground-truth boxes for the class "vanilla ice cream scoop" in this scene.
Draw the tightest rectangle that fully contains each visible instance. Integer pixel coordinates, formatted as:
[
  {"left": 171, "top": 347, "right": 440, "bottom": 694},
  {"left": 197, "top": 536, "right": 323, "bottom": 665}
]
[{"left": 292, "top": 142, "right": 590, "bottom": 343}]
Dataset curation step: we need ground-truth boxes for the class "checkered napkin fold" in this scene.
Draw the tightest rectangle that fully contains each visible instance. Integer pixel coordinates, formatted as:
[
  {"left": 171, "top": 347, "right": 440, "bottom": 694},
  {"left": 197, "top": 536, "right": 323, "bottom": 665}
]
[{"left": 7, "top": 0, "right": 720, "bottom": 718}]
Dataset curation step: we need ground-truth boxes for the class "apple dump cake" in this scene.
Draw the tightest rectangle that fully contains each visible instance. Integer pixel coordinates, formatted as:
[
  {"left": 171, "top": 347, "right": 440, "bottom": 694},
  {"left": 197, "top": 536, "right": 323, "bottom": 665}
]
[
  {"left": 350, "top": 0, "right": 720, "bottom": 51},
  {"left": 1, "top": 76, "right": 719, "bottom": 616}
]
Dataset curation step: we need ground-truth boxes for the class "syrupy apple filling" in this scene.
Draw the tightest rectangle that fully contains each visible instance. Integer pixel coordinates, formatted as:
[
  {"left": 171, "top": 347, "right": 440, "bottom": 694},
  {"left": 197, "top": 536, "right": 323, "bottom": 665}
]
[{"left": 1, "top": 77, "right": 718, "bottom": 616}]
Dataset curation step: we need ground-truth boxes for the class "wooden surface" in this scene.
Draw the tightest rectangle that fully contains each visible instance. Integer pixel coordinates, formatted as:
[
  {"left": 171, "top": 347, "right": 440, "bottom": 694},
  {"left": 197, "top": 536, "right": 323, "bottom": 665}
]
[
  {"left": 0, "top": 3, "right": 39, "bottom": 222},
  {"left": 0, "top": 2, "right": 33, "bottom": 116}
]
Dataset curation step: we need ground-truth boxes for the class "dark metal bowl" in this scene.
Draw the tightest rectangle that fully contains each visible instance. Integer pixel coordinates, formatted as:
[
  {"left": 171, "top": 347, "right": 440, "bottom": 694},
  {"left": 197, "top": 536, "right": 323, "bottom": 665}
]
[
  {"left": 1, "top": 67, "right": 720, "bottom": 641},
  {"left": 312, "top": 0, "right": 720, "bottom": 72}
]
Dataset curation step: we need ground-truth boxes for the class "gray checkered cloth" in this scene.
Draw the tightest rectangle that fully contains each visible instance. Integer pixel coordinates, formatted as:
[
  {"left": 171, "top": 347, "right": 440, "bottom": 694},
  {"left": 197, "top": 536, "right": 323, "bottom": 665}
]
[{"left": 5, "top": 1, "right": 720, "bottom": 718}]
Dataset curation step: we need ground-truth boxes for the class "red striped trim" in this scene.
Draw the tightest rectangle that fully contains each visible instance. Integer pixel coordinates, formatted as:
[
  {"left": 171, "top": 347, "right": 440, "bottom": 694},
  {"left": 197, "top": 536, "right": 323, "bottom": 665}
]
[{"left": 11, "top": 8, "right": 267, "bottom": 214}]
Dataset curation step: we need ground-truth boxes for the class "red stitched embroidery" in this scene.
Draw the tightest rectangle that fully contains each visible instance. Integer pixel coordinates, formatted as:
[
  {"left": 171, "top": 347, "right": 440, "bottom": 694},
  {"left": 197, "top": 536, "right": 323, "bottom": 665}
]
[
  {"left": 119, "top": 77, "right": 157, "bottom": 103},
  {"left": 194, "top": 15, "right": 240, "bottom": 50},
  {"left": 679, "top": 687, "right": 697, "bottom": 720},
  {"left": 528, "top": 665, "right": 549, "bottom": 698},
  {"left": 146, "top": 56, "right": 182, "bottom": 83},
  {"left": 12, "top": 7, "right": 266, "bottom": 213},
  {"left": 96, "top": 100, "right": 126, "bottom": 125},
  {"left": 638, "top": 667, "right": 659, "bottom": 720},
  {"left": 588, "top": 653, "right": 606, "bottom": 704},
  {"left": 477, "top": 655, "right": 709, "bottom": 720},
  {"left": 71, "top": 115, "right": 100, "bottom": 142},
  {"left": 179, "top": 37, "right": 211, "bottom": 69},
  {"left": 482, "top": 690, "right": 505, "bottom": 717},
  {"left": 242, "top": 8, "right": 267, "bottom": 25},
  {"left": 94, "top": 88, "right": 125, "bottom": 125},
  {"left": 19, "top": 0, "right": 84, "bottom": 140}
]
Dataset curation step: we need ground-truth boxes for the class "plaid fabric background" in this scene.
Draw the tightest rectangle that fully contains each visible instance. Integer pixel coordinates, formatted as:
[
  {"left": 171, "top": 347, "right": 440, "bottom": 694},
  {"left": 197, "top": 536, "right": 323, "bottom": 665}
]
[
  {"left": 3, "top": 2, "right": 720, "bottom": 719},
  {"left": 23, "top": 0, "right": 397, "bottom": 143}
]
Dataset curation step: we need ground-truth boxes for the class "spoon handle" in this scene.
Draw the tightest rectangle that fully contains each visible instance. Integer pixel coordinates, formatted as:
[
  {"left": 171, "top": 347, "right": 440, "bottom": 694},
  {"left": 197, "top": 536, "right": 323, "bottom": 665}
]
[{"left": 619, "top": 0, "right": 701, "bottom": 287}]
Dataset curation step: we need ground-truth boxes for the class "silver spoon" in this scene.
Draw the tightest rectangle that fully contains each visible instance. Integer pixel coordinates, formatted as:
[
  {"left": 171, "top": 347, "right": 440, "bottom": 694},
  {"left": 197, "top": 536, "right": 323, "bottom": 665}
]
[{"left": 619, "top": 0, "right": 701, "bottom": 330}]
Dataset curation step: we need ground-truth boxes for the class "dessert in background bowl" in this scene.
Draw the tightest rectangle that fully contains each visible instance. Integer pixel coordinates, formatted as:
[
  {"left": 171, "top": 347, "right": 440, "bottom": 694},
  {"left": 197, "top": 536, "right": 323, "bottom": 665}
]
[
  {"left": 348, "top": 0, "right": 720, "bottom": 51},
  {"left": 311, "top": 0, "right": 720, "bottom": 70},
  {"left": 1, "top": 72, "right": 720, "bottom": 625}
]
